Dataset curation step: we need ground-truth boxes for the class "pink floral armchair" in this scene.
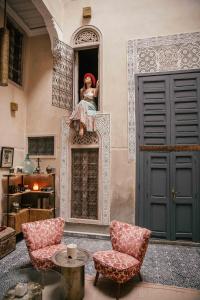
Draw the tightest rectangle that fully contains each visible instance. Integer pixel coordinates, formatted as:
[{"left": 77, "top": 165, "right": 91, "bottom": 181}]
[
  {"left": 21, "top": 217, "right": 66, "bottom": 270},
  {"left": 93, "top": 220, "right": 151, "bottom": 299}
]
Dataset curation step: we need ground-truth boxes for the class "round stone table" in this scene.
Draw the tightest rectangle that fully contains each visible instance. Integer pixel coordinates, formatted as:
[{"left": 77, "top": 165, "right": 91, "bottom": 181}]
[{"left": 52, "top": 248, "right": 90, "bottom": 300}]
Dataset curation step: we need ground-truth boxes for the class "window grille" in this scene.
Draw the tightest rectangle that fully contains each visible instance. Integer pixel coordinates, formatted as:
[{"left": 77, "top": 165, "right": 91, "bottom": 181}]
[
  {"left": 71, "top": 148, "right": 98, "bottom": 219},
  {"left": 28, "top": 136, "right": 54, "bottom": 156},
  {"left": 52, "top": 39, "right": 73, "bottom": 110},
  {"left": 7, "top": 19, "right": 23, "bottom": 85}
]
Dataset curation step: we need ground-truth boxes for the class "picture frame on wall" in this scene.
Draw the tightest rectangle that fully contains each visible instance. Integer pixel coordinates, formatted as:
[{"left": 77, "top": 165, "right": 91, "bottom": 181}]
[{"left": 0, "top": 147, "right": 14, "bottom": 168}]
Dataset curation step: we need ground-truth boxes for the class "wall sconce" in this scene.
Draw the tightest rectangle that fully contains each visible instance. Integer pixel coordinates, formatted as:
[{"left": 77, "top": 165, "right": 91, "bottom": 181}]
[
  {"left": 83, "top": 7, "right": 91, "bottom": 18},
  {"left": 0, "top": 0, "right": 9, "bottom": 86},
  {"left": 33, "top": 183, "right": 39, "bottom": 191},
  {"left": 10, "top": 102, "right": 18, "bottom": 112}
]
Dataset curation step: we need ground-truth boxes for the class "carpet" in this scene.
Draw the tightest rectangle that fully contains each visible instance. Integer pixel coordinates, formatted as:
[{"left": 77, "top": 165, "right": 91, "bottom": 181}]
[{"left": 0, "top": 235, "right": 200, "bottom": 291}]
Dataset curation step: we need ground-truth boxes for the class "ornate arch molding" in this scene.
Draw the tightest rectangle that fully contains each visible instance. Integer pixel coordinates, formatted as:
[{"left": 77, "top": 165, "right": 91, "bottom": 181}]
[
  {"left": 127, "top": 31, "right": 200, "bottom": 160},
  {"left": 32, "top": 0, "right": 63, "bottom": 49},
  {"left": 71, "top": 25, "right": 102, "bottom": 48},
  {"left": 60, "top": 113, "right": 111, "bottom": 225}
]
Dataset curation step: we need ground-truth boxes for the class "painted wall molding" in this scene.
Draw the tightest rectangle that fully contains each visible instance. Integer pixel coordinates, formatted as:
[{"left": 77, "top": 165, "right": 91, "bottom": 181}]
[
  {"left": 60, "top": 113, "right": 111, "bottom": 225},
  {"left": 128, "top": 31, "right": 200, "bottom": 160}
]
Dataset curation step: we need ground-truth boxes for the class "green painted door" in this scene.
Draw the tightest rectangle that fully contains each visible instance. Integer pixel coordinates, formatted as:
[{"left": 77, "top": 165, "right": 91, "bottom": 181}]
[{"left": 137, "top": 72, "right": 200, "bottom": 241}]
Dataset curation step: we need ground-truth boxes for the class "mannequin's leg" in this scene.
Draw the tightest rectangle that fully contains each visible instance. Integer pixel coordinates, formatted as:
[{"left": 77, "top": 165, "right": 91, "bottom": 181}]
[{"left": 79, "top": 123, "right": 84, "bottom": 137}]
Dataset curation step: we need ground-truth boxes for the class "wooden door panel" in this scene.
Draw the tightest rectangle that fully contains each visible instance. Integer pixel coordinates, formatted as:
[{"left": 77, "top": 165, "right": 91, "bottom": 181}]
[
  {"left": 137, "top": 71, "right": 200, "bottom": 241},
  {"left": 71, "top": 148, "right": 98, "bottom": 220},
  {"left": 170, "top": 152, "right": 198, "bottom": 241},
  {"left": 170, "top": 73, "right": 200, "bottom": 145},
  {"left": 138, "top": 76, "right": 170, "bottom": 146},
  {"left": 144, "top": 152, "right": 170, "bottom": 239}
]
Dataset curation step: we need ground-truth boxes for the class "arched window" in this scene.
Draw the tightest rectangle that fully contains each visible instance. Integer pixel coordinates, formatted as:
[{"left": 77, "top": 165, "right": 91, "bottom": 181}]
[{"left": 71, "top": 26, "right": 102, "bottom": 111}]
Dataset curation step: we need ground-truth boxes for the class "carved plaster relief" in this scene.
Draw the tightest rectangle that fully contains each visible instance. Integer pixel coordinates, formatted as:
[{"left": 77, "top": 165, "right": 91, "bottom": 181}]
[
  {"left": 75, "top": 30, "right": 99, "bottom": 45},
  {"left": 71, "top": 26, "right": 101, "bottom": 47},
  {"left": 72, "top": 131, "right": 99, "bottom": 145},
  {"left": 60, "top": 113, "right": 110, "bottom": 225},
  {"left": 128, "top": 32, "right": 200, "bottom": 160},
  {"left": 52, "top": 39, "right": 73, "bottom": 110}
]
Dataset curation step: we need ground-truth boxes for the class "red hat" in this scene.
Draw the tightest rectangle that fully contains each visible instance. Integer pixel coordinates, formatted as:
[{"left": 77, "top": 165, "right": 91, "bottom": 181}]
[{"left": 84, "top": 73, "right": 96, "bottom": 87}]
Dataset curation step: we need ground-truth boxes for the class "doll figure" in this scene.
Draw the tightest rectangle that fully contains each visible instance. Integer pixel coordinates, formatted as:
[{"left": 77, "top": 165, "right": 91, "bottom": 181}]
[{"left": 70, "top": 73, "right": 99, "bottom": 136}]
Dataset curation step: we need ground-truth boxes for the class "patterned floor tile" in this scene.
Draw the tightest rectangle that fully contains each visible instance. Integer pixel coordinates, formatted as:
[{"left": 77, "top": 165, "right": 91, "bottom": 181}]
[{"left": 0, "top": 236, "right": 199, "bottom": 291}]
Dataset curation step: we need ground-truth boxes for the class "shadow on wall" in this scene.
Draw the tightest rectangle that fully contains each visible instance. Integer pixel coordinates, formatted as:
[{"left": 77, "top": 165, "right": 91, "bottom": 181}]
[
  {"left": 26, "top": 35, "right": 53, "bottom": 97},
  {"left": 110, "top": 186, "right": 135, "bottom": 224}
]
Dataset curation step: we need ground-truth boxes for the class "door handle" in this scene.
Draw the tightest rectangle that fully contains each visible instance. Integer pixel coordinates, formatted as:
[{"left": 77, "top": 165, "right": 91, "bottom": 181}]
[{"left": 171, "top": 188, "right": 177, "bottom": 201}]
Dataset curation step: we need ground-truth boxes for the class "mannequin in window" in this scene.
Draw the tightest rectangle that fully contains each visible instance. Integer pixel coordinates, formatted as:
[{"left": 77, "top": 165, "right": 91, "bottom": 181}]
[{"left": 70, "top": 73, "right": 99, "bottom": 137}]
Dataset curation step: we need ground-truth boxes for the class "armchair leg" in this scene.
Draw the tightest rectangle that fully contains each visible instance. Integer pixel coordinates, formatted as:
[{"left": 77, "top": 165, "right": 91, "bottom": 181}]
[
  {"left": 116, "top": 283, "right": 121, "bottom": 300},
  {"left": 138, "top": 272, "right": 143, "bottom": 281},
  {"left": 94, "top": 271, "right": 99, "bottom": 286}
]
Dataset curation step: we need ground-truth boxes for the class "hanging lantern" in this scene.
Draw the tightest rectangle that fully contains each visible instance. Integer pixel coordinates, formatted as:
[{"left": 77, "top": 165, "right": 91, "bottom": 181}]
[{"left": 0, "top": 0, "right": 9, "bottom": 86}]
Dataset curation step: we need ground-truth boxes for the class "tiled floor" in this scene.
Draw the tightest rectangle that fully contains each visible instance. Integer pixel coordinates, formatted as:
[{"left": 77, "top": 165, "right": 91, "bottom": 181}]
[{"left": 0, "top": 235, "right": 200, "bottom": 291}]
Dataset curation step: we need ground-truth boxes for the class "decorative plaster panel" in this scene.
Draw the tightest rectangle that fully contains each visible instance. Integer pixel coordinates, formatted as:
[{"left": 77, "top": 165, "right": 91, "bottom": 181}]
[
  {"left": 128, "top": 32, "right": 200, "bottom": 160},
  {"left": 72, "top": 131, "right": 99, "bottom": 145},
  {"left": 52, "top": 39, "right": 73, "bottom": 110},
  {"left": 60, "top": 113, "right": 110, "bottom": 225},
  {"left": 74, "top": 29, "right": 99, "bottom": 45}
]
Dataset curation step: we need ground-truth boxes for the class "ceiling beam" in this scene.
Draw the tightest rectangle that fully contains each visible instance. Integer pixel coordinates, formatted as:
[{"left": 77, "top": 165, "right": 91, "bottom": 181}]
[{"left": 0, "top": 2, "right": 47, "bottom": 36}]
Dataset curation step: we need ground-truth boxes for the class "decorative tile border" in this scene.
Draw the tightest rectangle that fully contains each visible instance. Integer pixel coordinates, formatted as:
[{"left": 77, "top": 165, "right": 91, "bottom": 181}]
[
  {"left": 128, "top": 31, "right": 200, "bottom": 160},
  {"left": 96, "top": 113, "right": 111, "bottom": 224},
  {"left": 60, "top": 118, "right": 70, "bottom": 221},
  {"left": 60, "top": 113, "right": 111, "bottom": 225}
]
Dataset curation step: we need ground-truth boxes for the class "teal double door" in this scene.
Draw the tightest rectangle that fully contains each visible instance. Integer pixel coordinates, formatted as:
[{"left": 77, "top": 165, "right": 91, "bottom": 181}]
[{"left": 137, "top": 72, "right": 200, "bottom": 241}]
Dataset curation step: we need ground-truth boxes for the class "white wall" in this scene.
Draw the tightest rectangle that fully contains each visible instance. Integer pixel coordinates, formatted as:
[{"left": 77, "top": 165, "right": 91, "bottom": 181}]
[{"left": 26, "top": 34, "right": 70, "bottom": 209}]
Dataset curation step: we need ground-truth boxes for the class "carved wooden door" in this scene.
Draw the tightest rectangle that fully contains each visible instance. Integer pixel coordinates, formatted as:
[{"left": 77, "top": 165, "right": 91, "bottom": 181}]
[{"left": 71, "top": 148, "right": 98, "bottom": 220}]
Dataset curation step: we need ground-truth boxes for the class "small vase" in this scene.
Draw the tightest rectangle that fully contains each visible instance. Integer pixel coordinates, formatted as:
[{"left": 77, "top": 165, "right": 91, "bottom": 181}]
[
  {"left": 22, "top": 154, "right": 35, "bottom": 174},
  {"left": 46, "top": 165, "right": 53, "bottom": 174}
]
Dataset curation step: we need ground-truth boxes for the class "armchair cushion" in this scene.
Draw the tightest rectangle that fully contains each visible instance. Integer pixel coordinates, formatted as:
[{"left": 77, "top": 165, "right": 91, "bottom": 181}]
[
  {"left": 21, "top": 217, "right": 66, "bottom": 270},
  {"left": 31, "top": 243, "right": 66, "bottom": 270},
  {"left": 21, "top": 217, "right": 65, "bottom": 252},
  {"left": 93, "top": 250, "right": 140, "bottom": 283},
  {"left": 110, "top": 220, "right": 151, "bottom": 262}
]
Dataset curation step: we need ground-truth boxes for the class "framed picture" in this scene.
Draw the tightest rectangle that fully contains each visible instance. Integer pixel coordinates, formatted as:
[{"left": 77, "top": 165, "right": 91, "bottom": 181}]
[{"left": 0, "top": 147, "right": 14, "bottom": 168}]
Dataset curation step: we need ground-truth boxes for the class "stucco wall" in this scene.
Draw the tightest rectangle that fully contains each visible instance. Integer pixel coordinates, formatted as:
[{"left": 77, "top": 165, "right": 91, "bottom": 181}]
[
  {"left": 42, "top": 0, "right": 64, "bottom": 31},
  {"left": 26, "top": 34, "right": 70, "bottom": 210},
  {"left": 60, "top": 0, "right": 200, "bottom": 224},
  {"left": 0, "top": 8, "right": 28, "bottom": 219}
]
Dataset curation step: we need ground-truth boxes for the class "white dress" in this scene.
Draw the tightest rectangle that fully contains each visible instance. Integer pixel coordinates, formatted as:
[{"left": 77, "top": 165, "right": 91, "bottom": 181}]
[{"left": 69, "top": 89, "right": 97, "bottom": 132}]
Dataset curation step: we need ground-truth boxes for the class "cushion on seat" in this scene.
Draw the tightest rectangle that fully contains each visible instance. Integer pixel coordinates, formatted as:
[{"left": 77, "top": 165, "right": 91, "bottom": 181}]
[
  {"left": 30, "top": 243, "right": 67, "bottom": 270},
  {"left": 110, "top": 220, "right": 151, "bottom": 262},
  {"left": 93, "top": 250, "right": 140, "bottom": 283},
  {"left": 22, "top": 217, "right": 65, "bottom": 251}
]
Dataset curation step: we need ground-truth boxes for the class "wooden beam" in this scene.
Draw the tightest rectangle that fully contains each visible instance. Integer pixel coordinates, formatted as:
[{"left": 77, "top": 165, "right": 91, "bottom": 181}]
[{"left": 140, "top": 145, "right": 200, "bottom": 152}]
